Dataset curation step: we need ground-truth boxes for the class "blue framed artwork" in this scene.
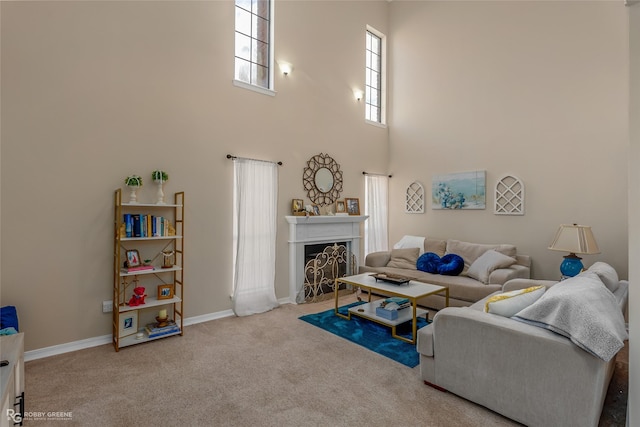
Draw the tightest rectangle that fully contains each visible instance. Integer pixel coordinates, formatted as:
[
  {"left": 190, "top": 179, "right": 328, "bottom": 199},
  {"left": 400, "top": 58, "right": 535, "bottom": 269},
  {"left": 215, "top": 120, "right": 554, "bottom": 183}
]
[{"left": 432, "top": 171, "right": 486, "bottom": 210}]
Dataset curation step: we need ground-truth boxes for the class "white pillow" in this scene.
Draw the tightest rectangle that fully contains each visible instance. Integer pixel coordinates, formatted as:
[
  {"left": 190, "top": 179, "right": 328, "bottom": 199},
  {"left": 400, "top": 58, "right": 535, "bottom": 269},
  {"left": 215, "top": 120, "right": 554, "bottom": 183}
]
[
  {"left": 587, "top": 262, "right": 619, "bottom": 293},
  {"left": 466, "top": 249, "right": 517, "bottom": 284},
  {"left": 484, "top": 286, "right": 546, "bottom": 317},
  {"left": 393, "top": 235, "right": 425, "bottom": 255}
]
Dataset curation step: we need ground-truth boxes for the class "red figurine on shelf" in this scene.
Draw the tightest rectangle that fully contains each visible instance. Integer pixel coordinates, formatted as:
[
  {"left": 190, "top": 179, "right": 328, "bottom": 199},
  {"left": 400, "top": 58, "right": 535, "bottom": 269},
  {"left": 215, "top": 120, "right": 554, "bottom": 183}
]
[{"left": 128, "top": 287, "right": 147, "bottom": 306}]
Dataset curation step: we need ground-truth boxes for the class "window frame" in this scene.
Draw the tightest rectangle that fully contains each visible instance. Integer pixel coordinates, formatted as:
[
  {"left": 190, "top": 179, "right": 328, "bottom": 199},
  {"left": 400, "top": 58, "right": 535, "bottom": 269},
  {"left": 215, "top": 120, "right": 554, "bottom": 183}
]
[
  {"left": 233, "top": 0, "right": 276, "bottom": 96},
  {"left": 365, "top": 25, "right": 387, "bottom": 127}
]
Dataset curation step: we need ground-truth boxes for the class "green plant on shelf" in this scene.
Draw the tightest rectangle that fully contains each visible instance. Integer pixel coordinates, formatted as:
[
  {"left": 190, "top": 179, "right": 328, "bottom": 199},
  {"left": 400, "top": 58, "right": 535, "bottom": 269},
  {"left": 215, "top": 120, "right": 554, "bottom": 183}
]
[
  {"left": 124, "top": 175, "right": 143, "bottom": 187},
  {"left": 151, "top": 170, "right": 169, "bottom": 182}
]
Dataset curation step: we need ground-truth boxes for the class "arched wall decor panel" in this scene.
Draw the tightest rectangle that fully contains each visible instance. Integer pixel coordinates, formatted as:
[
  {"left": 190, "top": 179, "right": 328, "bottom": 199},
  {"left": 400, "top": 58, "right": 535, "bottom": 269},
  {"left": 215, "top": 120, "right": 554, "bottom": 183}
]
[
  {"left": 494, "top": 175, "right": 525, "bottom": 215},
  {"left": 405, "top": 181, "right": 425, "bottom": 213}
]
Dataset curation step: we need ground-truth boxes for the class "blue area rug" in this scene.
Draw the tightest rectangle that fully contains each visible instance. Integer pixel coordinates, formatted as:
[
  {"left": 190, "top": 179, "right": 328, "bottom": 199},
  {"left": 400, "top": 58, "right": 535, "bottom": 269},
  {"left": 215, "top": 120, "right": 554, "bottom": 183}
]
[{"left": 298, "top": 301, "right": 428, "bottom": 368}]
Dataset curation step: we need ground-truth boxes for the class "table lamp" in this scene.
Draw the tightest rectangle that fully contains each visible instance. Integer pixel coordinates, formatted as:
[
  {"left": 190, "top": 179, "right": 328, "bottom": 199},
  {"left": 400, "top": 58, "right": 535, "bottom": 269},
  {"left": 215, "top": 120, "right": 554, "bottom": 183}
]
[{"left": 548, "top": 224, "right": 600, "bottom": 278}]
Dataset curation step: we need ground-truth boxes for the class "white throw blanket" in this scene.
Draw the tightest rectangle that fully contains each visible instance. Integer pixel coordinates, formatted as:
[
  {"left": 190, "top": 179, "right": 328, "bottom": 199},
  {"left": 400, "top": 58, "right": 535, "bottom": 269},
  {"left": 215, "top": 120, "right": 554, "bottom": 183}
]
[
  {"left": 513, "top": 272, "right": 627, "bottom": 362},
  {"left": 393, "top": 235, "right": 425, "bottom": 254}
]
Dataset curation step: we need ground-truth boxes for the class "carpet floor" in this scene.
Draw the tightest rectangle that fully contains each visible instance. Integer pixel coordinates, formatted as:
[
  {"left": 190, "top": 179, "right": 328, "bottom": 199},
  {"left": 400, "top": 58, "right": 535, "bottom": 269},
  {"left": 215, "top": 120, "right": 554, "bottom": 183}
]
[{"left": 23, "top": 294, "right": 627, "bottom": 426}]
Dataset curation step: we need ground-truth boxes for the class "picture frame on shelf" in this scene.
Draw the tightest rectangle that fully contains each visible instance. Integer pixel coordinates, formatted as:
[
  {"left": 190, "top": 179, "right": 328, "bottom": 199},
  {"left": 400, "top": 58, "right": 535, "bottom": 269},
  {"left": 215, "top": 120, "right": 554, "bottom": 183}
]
[
  {"left": 125, "top": 249, "right": 141, "bottom": 268},
  {"left": 157, "top": 284, "right": 174, "bottom": 300},
  {"left": 345, "top": 198, "right": 360, "bottom": 215},
  {"left": 335, "top": 199, "right": 346, "bottom": 213},
  {"left": 119, "top": 311, "right": 138, "bottom": 338},
  {"left": 292, "top": 199, "right": 305, "bottom": 216},
  {"left": 312, "top": 205, "right": 321, "bottom": 216}
]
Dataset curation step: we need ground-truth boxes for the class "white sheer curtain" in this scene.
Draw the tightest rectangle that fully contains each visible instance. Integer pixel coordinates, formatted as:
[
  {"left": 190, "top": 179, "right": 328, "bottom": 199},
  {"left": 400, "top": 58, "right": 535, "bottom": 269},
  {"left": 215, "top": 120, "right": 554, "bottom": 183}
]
[
  {"left": 364, "top": 174, "right": 389, "bottom": 256},
  {"left": 232, "top": 158, "right": 279, "bottom": 316}
]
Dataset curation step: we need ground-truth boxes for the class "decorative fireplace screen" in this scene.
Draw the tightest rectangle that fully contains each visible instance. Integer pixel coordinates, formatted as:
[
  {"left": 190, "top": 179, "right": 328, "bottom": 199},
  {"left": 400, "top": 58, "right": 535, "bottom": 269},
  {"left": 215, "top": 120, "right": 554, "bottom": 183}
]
[{"left": 304, "top": 243, "right": 357, "bottom": 303}]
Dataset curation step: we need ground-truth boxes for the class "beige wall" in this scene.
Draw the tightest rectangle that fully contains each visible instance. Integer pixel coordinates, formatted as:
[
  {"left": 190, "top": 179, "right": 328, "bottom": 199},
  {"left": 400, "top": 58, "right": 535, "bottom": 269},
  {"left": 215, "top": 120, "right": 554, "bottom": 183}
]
[
  {"left": 0, "top": 0, "right": 632, "bottom": 359},
  {"left": 628, "top": 2, "right": 639, "bottom": 425},
  {"left": 0, "top": 1, "right": 389, "bottom": 351},
  {"left": 388, "top": 1, "right": 629, "bottom": 281}
]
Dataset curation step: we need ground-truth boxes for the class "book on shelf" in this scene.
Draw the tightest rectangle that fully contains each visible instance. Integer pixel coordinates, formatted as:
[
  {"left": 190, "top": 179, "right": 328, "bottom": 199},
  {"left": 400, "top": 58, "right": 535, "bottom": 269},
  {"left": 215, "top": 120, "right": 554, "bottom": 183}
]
[
  {"left": 132, "top": 214, "right": 142, "bottom": 237},
  {"left": 145, "top": 320, "right": 180, "bottom": 338},
  {"left": 123, "top": 265, "right": 154, "bottom": 273},
  {"left": 124, "top": 214, "right": 134, "bottom": 237},
  {"left": 385, "top": 297, "right": 410, "bottom": 305},
  {"left": 123, "top": 214, "right": 169, "bottom": 238}
]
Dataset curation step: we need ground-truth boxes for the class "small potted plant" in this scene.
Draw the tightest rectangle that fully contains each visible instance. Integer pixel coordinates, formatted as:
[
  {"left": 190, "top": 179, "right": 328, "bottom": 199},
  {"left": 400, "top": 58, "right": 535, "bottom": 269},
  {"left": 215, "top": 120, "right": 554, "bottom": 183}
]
[
  {"left": 151, "top": 170, "right": 168, "bottom": 204},
  {"left": 151, "top": 170, "right": 168, "bottom": 183},
  {"left": 124, "top": 175, "right": 143, "bottom": 203}
]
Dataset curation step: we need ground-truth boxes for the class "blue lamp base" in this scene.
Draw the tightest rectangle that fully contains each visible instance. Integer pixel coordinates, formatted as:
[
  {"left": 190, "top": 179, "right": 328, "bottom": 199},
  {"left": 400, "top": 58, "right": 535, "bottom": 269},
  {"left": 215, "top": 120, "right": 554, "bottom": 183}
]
[{"left": 560, "top": 254, "right": 584, "bottom": 278}]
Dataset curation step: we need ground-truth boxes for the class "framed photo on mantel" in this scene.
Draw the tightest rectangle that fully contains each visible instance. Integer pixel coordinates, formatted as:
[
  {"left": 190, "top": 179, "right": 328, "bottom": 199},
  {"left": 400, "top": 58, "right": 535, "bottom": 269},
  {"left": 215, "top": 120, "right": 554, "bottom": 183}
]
[
  {"left": 345, "top": 198, "right": 360, "bottom": 216},
  {"left": 292, "top": 199, "right": 305, "bottom": 216}
]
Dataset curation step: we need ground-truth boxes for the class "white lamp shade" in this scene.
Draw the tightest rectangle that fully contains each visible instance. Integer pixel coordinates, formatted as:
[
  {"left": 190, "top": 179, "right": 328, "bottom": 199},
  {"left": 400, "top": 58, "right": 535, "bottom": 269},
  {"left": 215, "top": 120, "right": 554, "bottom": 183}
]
[{"left": 548, "top": 224, "right": 600, "bottom": 255}]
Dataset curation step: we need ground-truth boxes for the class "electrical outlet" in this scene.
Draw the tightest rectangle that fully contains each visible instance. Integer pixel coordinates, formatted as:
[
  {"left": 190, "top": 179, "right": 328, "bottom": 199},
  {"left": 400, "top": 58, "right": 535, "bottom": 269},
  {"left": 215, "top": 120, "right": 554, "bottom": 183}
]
[{"left": 102, "top": 300, "right": 113, "bottom": 313}]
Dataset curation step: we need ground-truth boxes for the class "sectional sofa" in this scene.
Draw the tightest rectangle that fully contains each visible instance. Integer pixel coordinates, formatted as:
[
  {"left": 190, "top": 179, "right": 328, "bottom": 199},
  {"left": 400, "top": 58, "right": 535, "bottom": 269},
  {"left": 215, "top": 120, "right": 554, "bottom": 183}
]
[{"left": 417, "top": 263, "right": 629, "bottom": 427}]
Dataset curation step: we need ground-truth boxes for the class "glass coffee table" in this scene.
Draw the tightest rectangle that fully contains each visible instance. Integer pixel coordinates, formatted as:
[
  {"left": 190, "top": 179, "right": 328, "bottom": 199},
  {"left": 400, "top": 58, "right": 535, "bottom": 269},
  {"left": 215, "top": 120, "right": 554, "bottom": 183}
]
[{"left": 334, "top": 273, "right": 449, "bottom": 344}]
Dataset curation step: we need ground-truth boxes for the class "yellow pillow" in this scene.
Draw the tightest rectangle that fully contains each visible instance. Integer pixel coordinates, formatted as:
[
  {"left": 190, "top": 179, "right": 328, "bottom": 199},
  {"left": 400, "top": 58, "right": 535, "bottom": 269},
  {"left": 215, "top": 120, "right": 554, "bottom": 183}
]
[{"left": 484, "top": 286, "right": 546, "bottom": 317}]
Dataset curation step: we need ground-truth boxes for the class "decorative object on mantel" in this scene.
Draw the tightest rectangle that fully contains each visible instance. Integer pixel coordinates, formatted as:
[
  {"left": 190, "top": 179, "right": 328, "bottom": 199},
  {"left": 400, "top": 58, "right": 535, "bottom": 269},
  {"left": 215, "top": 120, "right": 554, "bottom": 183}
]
[
  {"left": 303, "top": 153, "right": 343, "bottom": 206},
  {"left": 151, "top": 170, "right": 168, "bottom": 205},
  {"left": 335, "top": 199, "right": 346, "bottom": 214},
  {"left": 292, "top": 199, "right": 305, "bottom": 216},
  {"left": 494, "top": 174, "right": 525, "bottom": 215},
  {"left": 432, "top": 171, "right": 486, "bottom": 210},
  {"left": 548, "top": 223, "right": 600, "bottom": 278},
  {"left": 124, "top": 175, "right": 143, "bottom": 204},
  {"left": 405, "top": 181, "right": 425, "bottom": 214},
  {"left": 345, "top": 198, "right": 360, "bottom": 215}
]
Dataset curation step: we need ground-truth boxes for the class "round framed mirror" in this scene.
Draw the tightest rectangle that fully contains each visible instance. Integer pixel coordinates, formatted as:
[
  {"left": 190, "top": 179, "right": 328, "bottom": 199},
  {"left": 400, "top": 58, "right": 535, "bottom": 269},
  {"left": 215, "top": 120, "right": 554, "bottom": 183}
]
[
  {"left": 303, "top": 153, "right": 343, "bottom": 206},
  {"left": 315, "top": 168, "right": 334, "bottom": 193}
]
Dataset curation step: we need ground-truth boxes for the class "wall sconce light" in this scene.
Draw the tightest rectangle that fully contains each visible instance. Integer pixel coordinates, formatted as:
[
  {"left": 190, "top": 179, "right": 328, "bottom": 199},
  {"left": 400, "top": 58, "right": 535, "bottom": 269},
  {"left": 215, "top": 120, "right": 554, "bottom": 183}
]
[
  {"left": 353, "top": 89, "right": 363, "bottom": 101},
  {"left": 278, "top": 61, "right": 293, "bottom": 76}
]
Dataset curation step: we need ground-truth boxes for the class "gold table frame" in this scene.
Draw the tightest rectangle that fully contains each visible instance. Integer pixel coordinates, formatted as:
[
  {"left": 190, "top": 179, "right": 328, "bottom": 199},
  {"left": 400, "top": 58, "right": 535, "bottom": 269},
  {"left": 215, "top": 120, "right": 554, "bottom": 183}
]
[{"left": 334, "top": 273, "right": 449, "bottom": 344}]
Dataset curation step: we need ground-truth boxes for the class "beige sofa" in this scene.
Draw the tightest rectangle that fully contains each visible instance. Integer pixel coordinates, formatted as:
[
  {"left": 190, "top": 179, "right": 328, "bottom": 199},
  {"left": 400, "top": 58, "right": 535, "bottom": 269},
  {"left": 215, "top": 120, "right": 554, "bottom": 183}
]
[
  {"left": 417, "top": 264, "right": 629, "bottom": 427},
  {"left": 359, "top": 237, "right": 531, "bottom": 309}
]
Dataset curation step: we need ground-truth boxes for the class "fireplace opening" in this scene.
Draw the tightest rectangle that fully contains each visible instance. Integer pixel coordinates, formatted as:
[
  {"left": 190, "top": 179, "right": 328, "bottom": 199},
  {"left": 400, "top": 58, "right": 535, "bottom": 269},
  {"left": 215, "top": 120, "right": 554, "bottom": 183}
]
[{"left": 303, "top": 242, "right": 356, "bottom": 303}]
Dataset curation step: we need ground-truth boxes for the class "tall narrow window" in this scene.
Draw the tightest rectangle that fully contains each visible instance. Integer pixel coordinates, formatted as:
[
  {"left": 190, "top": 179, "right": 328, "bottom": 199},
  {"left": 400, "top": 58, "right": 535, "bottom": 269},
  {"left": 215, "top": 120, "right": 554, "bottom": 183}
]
[
  {"left": 234, "top": 0, "right": 273, "bottom": 93},
  {"left": 365, "top": 27, "right": 386, "bottom": 125},
  {"left": 364, "top": 174, "right": 389, "bottom": 255}
]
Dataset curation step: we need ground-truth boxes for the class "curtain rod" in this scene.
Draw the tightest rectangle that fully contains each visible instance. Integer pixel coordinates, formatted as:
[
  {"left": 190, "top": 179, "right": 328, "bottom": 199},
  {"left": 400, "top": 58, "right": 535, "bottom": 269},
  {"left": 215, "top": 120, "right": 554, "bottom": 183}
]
[
  {"left": 227, "top": 154, "right": 283, "bottom": 166},
  {"left": 362, "top": 171, "right": 392, "bottom": 178}
]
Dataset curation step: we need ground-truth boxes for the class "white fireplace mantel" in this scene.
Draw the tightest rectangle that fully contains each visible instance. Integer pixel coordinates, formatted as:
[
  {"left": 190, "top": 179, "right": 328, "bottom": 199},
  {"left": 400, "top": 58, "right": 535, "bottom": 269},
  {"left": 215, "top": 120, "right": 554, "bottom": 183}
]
[{"left": 286, "top": 215, "right": 368, "bottom": 303}]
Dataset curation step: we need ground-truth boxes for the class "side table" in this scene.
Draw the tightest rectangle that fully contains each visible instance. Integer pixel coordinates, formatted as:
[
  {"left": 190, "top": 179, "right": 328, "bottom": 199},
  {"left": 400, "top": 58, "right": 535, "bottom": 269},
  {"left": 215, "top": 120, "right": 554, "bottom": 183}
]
[{"left": 1, "top": 333, "right": 24, "bottom": 427}]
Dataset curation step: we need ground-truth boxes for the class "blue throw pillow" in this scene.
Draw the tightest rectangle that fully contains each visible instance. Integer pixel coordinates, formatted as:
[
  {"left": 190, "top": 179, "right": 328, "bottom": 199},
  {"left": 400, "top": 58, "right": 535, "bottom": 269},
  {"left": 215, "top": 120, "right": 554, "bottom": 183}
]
[
  {"left": 438, "top": 254, "right": 465, "bottom": 276},
  {"left": 416, "top": 252, "right": 442, "bottom": 274},
  {"left": 0, "top": 306, "right": 19, "bottom": 332}
]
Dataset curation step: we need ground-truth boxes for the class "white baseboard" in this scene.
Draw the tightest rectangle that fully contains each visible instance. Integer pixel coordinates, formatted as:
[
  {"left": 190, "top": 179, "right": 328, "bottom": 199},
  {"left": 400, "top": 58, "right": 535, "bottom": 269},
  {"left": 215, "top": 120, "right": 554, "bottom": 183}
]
[
  {"left": 25, "top": 299, "right": 293, "bottom": 362},
  {"left": 25, "top": 334, "right": 112, "bottom": 362}
]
